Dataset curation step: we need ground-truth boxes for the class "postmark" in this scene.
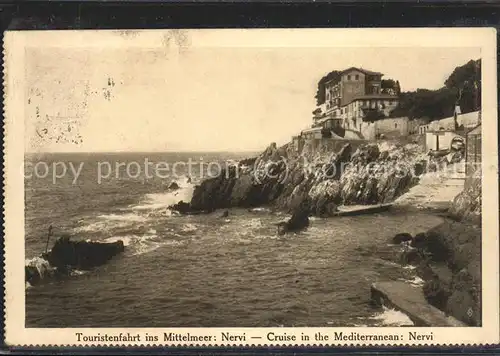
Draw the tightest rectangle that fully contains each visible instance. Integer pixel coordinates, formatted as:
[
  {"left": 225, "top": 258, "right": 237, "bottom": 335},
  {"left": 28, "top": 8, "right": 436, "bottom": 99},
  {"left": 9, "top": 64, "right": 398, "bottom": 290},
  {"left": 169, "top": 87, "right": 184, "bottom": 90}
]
[{"left": 3, "top": 28, "right": 499, "bottom": 346}]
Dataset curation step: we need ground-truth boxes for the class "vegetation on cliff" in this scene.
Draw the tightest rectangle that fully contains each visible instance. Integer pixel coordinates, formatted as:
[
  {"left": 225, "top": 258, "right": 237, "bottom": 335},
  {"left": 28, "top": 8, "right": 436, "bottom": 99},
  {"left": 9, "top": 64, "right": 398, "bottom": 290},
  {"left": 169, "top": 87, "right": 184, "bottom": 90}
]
[{"left": 390, "top": 59, "right": 481, "bottom": 120}]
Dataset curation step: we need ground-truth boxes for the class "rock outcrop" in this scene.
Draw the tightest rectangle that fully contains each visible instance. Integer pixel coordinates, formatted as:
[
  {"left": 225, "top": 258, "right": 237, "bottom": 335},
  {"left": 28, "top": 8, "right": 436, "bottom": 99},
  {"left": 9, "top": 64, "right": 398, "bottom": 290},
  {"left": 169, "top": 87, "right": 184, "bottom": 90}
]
[
  {"left": 44, "top": 236, "right": 125, "bottom": 270},
  {"left": 168, "top": 182, "right": 180, "bottom": 190},
  {"left": 395, "top": 221, "right": 481, "bottom": 326},
  {"left": 26, "top": 236, "right": 125, "bottom": 286},
  {"left": 277, "top": 201, "right": 311, "bottom": 235},
  {"left": 170, "top": 140, "right": 425, "bottom": 216},
  {"left": 449, "top": 167, "right": 481, "bottom": 225}
]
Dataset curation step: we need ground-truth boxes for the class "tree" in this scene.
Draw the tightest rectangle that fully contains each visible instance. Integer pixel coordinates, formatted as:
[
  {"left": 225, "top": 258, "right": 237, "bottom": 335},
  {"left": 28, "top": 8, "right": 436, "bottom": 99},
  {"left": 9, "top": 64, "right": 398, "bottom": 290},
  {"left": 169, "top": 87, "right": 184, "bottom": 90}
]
[
  {"left": 389, "top": 59, "right": 480, "bottom": 120},
  {"left": 444, "top": 59, "right": 481, "bottom": 113},
  {"left": 315, "top": 70, "right": 342, "bottom": 106},
  {"left": 363, "top": 109, "right": 386, "bottom": 123}
]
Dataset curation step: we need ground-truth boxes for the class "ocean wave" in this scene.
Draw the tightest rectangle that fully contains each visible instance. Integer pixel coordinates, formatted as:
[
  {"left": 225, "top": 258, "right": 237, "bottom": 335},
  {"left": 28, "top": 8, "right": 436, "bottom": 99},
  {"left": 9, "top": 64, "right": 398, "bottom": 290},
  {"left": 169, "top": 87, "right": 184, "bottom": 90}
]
[
  {"left": 407, "top": 276, "right": 425, "bottom": 287},
  {"left": 242, "top": 218, "right": 263, "bottom": 229},
  {"left": 370, "top": 306, "right": 414, "bottom": 326},
  {"left": 97, "top": 213, "right": 147, "bottom": 222},
  {"left": 25, "top": 256, "right": 54, "bottom": 278},
  {"left": 104, "top": 236, "right": 134, "bottom": 246},
  {"left": 132, "top": 241, "right": 161, "bottom": 256},
  {"left": 180, "top": 223, "right": 198, "bottom": 233},
  {"left": 105, "top": 232, "right": 180, "bottom": 256},
  {"left": 130, "top": 176, "right": 195, "bottom": 211},
  {"left": 73, "top": 214, "right": 147, "bottom": 234},
  {"left": 250, "top": 207, "right": 272, "bottom": 213}
]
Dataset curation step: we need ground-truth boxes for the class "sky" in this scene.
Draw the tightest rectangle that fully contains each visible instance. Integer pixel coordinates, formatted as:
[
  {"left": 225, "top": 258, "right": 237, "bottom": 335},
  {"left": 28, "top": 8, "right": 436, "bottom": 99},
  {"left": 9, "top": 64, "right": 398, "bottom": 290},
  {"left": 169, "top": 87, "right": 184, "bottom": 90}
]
[{"left": 22, "top": 30, "right": 482, "bottom": 153}]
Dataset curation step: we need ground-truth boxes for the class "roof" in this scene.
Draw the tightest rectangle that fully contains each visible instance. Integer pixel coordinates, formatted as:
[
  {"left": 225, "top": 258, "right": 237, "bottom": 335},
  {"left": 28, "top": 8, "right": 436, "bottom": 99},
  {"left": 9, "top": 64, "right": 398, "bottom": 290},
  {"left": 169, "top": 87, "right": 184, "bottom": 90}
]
[
  {"left": 341, "top": 67, "right": 383, "bottom": 76},
  {"left": 324, "top": 67, "right": 384, "bottom": 85}
]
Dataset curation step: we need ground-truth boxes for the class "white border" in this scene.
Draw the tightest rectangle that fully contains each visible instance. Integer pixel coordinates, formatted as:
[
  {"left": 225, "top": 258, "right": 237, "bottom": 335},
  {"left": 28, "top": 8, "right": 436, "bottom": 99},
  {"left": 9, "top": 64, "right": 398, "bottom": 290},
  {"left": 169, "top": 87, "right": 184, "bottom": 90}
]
[{"left": 4, "top": 28, "right": 499, "bottom": 346}]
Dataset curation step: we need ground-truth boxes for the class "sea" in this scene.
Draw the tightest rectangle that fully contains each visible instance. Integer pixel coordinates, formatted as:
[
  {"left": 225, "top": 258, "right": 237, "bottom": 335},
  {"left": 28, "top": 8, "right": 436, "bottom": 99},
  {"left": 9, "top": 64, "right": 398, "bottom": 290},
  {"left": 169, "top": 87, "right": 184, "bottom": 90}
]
[{"left": 25, "top": 152, "right": 442, "bottom": 327}]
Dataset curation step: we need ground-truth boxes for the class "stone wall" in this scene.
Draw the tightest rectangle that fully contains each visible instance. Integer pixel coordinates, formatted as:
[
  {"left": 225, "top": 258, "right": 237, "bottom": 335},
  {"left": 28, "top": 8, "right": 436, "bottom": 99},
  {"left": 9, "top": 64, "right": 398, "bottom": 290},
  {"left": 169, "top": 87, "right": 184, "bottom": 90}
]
[{"left": 449, "top": 166, "right": 481, "bottom": 225}]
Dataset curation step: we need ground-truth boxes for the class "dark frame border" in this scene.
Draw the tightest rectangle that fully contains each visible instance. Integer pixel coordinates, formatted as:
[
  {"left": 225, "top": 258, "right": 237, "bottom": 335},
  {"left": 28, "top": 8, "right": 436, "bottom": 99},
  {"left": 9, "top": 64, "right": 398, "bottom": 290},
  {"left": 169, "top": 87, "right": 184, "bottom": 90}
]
[{"left": 1, "top": 1, "right": 499, "bottom": 354}]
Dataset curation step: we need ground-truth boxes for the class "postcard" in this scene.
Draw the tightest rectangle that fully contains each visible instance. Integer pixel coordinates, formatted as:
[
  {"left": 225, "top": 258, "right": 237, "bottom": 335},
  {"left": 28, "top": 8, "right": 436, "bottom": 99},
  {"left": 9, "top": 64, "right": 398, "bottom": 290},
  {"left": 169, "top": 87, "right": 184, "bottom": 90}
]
[{"left": 3, "top": 28, "right": 499, "bottom": 346}]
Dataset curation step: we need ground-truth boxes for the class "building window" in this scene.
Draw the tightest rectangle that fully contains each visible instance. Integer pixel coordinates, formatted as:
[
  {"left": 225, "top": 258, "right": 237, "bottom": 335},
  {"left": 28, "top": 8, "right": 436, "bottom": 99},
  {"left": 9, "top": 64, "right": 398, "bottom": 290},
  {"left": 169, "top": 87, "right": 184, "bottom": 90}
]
[
  {"left": 347, "top": 75, "right": 351, "bottom": 81},
  {"left": 355, "top": 75, "right": 359, "bottom": 80},
  {"left": 395, "top": 123, "right": 398, "bottom": 129}
]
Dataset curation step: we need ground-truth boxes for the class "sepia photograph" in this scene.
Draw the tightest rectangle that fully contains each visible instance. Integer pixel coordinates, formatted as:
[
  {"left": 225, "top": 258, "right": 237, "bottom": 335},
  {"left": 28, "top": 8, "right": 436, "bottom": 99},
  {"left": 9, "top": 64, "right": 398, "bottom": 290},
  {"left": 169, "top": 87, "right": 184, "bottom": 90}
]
[{"left": 3, "top": 29, "right": 498, "bottom": 346}]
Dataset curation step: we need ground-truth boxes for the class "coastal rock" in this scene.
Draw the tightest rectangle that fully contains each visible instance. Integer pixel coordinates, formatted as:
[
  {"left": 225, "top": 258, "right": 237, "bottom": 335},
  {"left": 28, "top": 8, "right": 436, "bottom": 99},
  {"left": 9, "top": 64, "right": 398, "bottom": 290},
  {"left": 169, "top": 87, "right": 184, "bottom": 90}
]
[
  {"left": 400, "top": 248, "right": 422, "bottom": 265},
  {"left": 410, "top": 232, "right": 427, "bottom": 248},
  {"left": 45, "top": 236, "right": 125, "bottom": 270},
  {"left": 416, "top": 220, "right": 481, "bottom": 326},
  {"left": 449, "top": 167, "right": 481, "bottom": 225},
  {"left": 185, "top": 141, "right": 424, "bottom": 215},
  {"left": 308, "top": 180, "right": 341, "bottom": 217},
  {"left": 230, "top": 174, "right": 255, "bottom": 206},
  {"left": 190, "top": 167, "right": 238, "bottom": 211},
  {"left": 392, "top": 233, "right": 413, "bottom": 244},
  {"left": 351, "top": 144, "right": 380, "bottom": 165},
  {"left": 168, "top": 182, "right": 180, "bottom": 190},
  {"left": 277, "top": 201, "right": 310, "bottom": 235},
  {"left": 446, "top": 290, "right": 480, "bottom": 326},
  {"left": 423, "top": 277, "right": 450, "bottom": 311},
  {"left": 26, "top": 237, "right": 125, "bottom": 286},
  {"left": 169, "top": 200, "right": 194, "bottom": 214},
  {"left": 239, "top": 157, "right": 257, "bottom": 168}
]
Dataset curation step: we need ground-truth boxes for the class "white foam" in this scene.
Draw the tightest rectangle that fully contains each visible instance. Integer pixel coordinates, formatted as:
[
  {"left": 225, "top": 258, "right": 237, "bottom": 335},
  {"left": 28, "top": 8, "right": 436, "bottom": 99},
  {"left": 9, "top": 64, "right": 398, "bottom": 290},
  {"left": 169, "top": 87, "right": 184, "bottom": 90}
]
[
  {"left": 104, "top": 236, "right": 133, "bottom": 246},
  {"left": 242, "top": 218, "right": 263, "bottom": 228},
  {"left": 370, "top": 306, "right": 414, "bottom": 326},
  {"left": 74, "top": 219, "right": 135, "bottom": 233},
  {"left": 408, "top": 276, "right": 425, "bottom": 287},
  {"left": 132, "top": 241, "right": 161, "bottom": 256},
  {"left": 131, "top": 177, "right": 195, "bottom": 211},
  {"left": 180, "top": 223, "right": 198, "bottom": 232},
  {"left": 97, "top": 213, "right": 147, "bottom": 222},
  {"left": 25, "top": 256, "right": 54, "bottom": 278},
  {"left": 250, "top": 207, "right": 271, "bottom": 213},
  {"left": 105, "top": 233, "right": 172, "bottom": 256}
]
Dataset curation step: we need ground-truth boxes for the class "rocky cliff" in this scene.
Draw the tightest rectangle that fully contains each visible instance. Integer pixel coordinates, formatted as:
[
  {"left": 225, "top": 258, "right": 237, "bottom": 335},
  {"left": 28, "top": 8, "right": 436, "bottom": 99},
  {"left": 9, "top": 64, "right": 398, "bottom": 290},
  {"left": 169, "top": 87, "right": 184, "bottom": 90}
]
[
  {"left": 449, "top": 167, "right": 482, "bottom": 225},
  {"left": 395, "top": 167, "right": 483, "bottom": 326},
  {"left": 172, "top": 140, "right": 427, "bottom": 216}
]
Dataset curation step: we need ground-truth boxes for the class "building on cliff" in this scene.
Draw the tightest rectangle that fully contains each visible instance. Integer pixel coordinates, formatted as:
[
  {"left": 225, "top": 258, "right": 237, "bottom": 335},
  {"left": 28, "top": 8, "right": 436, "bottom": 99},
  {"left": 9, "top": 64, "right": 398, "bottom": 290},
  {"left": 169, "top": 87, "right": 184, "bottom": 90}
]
[
  {"left": 314, "top": 67, "right": 400, "bottom": 138},
  {"left": 464, "top": 123, "right": 481, "bottom": 175}
]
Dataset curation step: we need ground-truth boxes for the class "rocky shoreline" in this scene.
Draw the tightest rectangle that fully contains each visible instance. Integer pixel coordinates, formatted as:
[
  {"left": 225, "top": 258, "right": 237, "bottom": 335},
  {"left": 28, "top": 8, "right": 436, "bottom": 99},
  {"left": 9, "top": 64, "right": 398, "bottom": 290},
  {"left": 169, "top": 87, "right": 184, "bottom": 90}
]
[
  {"left": 394, "top": 167, "right": 482, "bottom": 326},
  {"left": 170, "top": 140, "right": 427, "bottom": 219},
  {"left": 170, "top": 138, "right": 481, "bottom": 326}
]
